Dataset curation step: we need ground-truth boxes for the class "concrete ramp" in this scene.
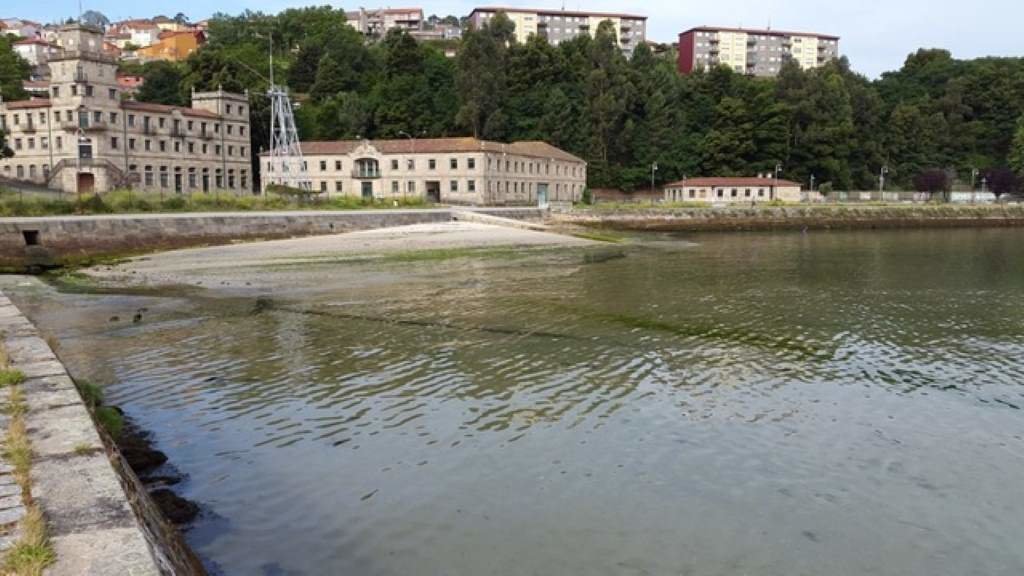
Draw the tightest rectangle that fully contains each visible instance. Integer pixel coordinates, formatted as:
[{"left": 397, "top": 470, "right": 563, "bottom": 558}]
[{"left": 451, "top": 210, "right": 550, "bottom": 232}]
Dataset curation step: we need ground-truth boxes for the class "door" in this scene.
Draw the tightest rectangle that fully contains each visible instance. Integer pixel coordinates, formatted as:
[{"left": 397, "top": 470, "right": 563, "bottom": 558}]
[
  {"left": 77, "top": 173, "right": 95, "bottom": 194},
  {"left": 202, "top": 175, "right": 210, "bottom": 192},
  {"left": 425, "top": 181, "right": 441, "bottom": 203},
  {"left": 537, "top": 183, "right": 549, "bottom": 207},
  {"left": 174, "top": 173, "right": 183, "bottom": 194},
  {"left": 361, "top": 181, "right": 373, "bottom": 200}
]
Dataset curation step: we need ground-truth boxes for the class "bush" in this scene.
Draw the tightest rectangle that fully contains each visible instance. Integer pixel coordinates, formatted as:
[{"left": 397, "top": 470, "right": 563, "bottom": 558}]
[
  {"left": 0, "top": 368, "right": 25, "bottom": 387},
  {"left": 818, "top": 182, "right": 834, "bottom": 195}
]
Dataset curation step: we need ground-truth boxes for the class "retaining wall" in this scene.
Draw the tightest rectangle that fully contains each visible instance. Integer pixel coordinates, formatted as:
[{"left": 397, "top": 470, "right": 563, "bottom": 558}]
[
  {"left": 0, "top": 291, "right": 199, "bottom": 575},
  {"left": 556, "top": 205, "right": 1024, "bottom": 232},
  {"left": 0, "top": 207, "right": 546, "bottom": 270}
]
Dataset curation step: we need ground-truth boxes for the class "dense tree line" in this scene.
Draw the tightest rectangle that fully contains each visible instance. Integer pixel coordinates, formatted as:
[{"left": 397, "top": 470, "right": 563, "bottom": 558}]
[{"left": 3, "top": 7, "right": 1024, "bottom": 193}]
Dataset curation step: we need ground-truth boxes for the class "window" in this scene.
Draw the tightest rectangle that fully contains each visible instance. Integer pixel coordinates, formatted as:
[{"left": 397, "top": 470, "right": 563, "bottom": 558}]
[
  {"left": 159, "top": 141, "right": 166, "bottom": 152},
  {"left": 335, "top": 160, "right": 342, "bottom": 170},
  {"left": 215, "top": 145, "right": 221, "bottom": 155},
  {"left": 468, "top": 180, "right": 476, "bottom": 192},
  {"left": 406, "top": 159, "right": 414, "bottom": 170},
  {"left": 391, "top": 181, "right": 399, "bottom": 193},
  {"left": 226, "top": 104, "right": 232, "bottom": 114},
  {"left": 187, "top": 120, "right": 193, "bottom": 131},
  {"left": 93, "top": 111, "right": 102, "bottom": 123},
  {"left": 158, "top": 117, "right": 165, "bottom": 128},
  {"left": 188, "top": 169, "right": 197, "bottom": 188},
  {"left": 71, "top": 85, "right": 78, "bottom": 96},
  {"left": 227, "top": 125, "right": 233, "bottom": 135},
  {"left": 428, "top": 159, "right": 436, "bottom": 170},
  {"left": 108, "top": 88, "right": 117, "bottom": 99},
  {"left": 407, "top": 181, "right": 415, "bottom": 193},
  {"left": 450, "top": 158, "right": 458, "bottom": 169},
  {"left": 335, "top": 181, "right": 343, "bottom": 192},
  {"left": 468, "top": 158, "right": 476, "bottom": 170},
  {"left": 320, "top": 181, "right": 327, "bottom": 192},
  {"left": 188, "top": 142, "right": 194, "bottom": 153},
  {"left": 111, "top": 137, "right": 118, "bottom": 149},
  {"left": 109, "top": 112, "right": 117, "bottom": 123},
  {"left": 449, "top": 180, "right": 458, "bottom": 192},
  {"left": 85, "top": 85, "right": 93, "bottom": 97},
  {"left": 52, "top": 86, "right": 59, "bottom": 98},
  {"left": 745, "top": 188, "right": 751, "bottom": 197},
  {"left": 391, "top": 159, "right": 399, "bottom": 170},
  {"left": 320, "top": 160, "right": 328, "bottom": 171},
  {"left": 41, "top": 137, "right": 48, "bottom": 149},
  {"left": 145, "top": 140, "right": 151, "bottom": 151},
  {"left": 173, "top": 141, "right": 180, "bottom": 153},
  {"left": 731, "top": 188, "right": 738, "bottom": 197},
  {"left": 56, "top": 136, "right": 62, "bottom": 150},
  {"left": 128, "top": 114, "right": 135, "bottom": 127}
]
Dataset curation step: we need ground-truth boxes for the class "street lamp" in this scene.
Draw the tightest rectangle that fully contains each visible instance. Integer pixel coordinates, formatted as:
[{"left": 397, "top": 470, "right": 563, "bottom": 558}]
[
  {"left": 773, "top": 163, "right": 782, "bottom": 200},
  {"left": 810, "top": 173, "right": 815, "bottom": 192},
  {"left": 971, "top": 168, "right": 979, "bottom": 191},
  {"left": 879, "top": 165, "right": 889, "bottom": 200},
  {"left": 651, "top": 161, "right": 658, "bottom": 203}
]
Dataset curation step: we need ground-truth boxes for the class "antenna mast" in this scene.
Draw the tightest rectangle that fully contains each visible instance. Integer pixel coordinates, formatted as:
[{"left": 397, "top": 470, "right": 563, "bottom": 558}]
[{"left": 265, "top": 34, "right": 310, "bottom": 192}]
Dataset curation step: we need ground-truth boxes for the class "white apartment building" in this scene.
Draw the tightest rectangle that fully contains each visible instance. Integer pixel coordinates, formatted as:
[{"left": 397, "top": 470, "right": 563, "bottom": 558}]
[
  {"left": 262, "top": 137, "right": 586, "bottom": 206},
  {"left": 468, "top": 7, "right": 647, "bottom": 56},
  {"left": 0, "top": 24, "right": 252, "bottom": 195}
]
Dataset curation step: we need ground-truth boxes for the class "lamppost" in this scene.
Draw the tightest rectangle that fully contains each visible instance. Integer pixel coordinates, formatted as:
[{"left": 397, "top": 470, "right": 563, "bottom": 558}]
[
  {"left": 810, "top": 174, "right": 815, "bottom": 192},
  {"left": 650, "top": 161, "right": 658, "bottom": 204},
  {"left": 971, "top": 168, "right": 979, "bottom": 191},
  {"left": 879, "top": 165, "right": 889, "bottom": 201},
  {"left": 773, "top": 163, "right": 782, "bottom": 200},
  {"left": 398, "top": 130, "right": 422, "bottom": 201}
]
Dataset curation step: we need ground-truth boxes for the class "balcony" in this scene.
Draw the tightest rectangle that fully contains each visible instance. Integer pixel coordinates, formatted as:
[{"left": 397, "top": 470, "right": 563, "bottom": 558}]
[
  {"left": 351, "top": 169, "right": 381, "bottom": 179},
  {"left": 21, "top": 124, "right": 37, "bottom": 133}
]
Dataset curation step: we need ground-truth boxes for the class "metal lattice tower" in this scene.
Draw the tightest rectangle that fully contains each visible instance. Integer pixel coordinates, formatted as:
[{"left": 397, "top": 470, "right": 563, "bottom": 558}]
[{"left": 266, "top": 85, "right": 310, "bottom": 191}]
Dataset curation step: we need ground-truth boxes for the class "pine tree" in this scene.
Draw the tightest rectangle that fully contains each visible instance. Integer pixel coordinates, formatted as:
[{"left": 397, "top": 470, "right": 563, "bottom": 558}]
[{"left": 1011, "top": 115, "right": 1024, "bottom": 176}]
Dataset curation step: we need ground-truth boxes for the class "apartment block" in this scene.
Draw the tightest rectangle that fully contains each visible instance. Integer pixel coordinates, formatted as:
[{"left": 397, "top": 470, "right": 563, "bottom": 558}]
[
  {"left": 345, "top": 8, "right": 424, "bottom": 38},
  {"left": 678, "top": 26, "right": 839, "bottom": 77},
  {"left": 0, "top": 24, "right": 252, "bottom": 195},
  {"left": 262, "top": 137, "right": 586, "bottom": 206},
  {"left": 468, "top": 7, "right": 646, "bottom": 56}
]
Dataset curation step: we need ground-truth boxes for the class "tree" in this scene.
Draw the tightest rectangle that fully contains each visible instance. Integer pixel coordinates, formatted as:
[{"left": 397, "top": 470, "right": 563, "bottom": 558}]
[
  {"left": 1011, "top": 115, "right": 1024, "bottom": 176},
  {"left": 455, "top": 13, "right": 511, "bottom": 137},
  {"left": 985, "top": 167, "right": 1020, "bottom": 198},
  {"left": 137, "top": 61, "right": 187, "bottom": 106},
  {"left": 913, "top": 169, "right": 951, "bottom": 198},
  {"left": 0, "top": 35, "right": 30, "bottom": 101},
  {"left": 81, "top": 10, "right": 110, "bottom": 29},
  {"left": 0, "top": 129, "right": 13, "bottom": 159},
  {"left": 174, "top": 12, "right": 189, "bottom": 25}
]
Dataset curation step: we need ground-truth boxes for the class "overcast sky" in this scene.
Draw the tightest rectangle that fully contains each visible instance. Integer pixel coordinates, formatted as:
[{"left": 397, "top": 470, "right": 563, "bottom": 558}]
[{"left": 14, "top": 0, "right": 1023, "bottom": 78}]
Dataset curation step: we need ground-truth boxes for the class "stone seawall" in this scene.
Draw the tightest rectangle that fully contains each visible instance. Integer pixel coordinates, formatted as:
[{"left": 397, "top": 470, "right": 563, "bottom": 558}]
[
  {"left": 0, "top": 292, "right": 199, "bottom": 575},
  {"left": 556, "top": 205, "right": 1024, "bottom": 232},
  {"left": 0, "top": 207, "right": 545, "bottom": 270}
]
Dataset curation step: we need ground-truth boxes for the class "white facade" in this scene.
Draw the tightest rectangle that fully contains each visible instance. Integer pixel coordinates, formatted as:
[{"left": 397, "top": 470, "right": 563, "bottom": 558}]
[
  {"left": 262, "top": 138, "right": 586, "bottom": 206},
  {"left": 664, "top": 178, "right": 803, "bottom": 203}
]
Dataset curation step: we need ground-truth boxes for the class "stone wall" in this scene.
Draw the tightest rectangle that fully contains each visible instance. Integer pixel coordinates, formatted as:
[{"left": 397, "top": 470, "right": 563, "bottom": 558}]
[
  {"left": 0, "top": 291, "right": 197, "bottom": 575},
  {"left": 0, "top": 207, "right": 546, "bottom": 270},
  {"left": 556, "top": 204, "right": 1024, "bottom": 232}
]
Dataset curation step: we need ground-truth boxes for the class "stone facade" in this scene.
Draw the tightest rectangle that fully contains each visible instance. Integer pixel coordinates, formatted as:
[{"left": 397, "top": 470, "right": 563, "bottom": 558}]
[
  {"left": 468, "top": 8, "right": 646, "bottom": 57},
  {"left": 263, "top": 137, "right": 587, "bottom": 206},
  {"left": 663, "top": 177, "right": 803, "bottom": 203},
  {"left": 0, "top": 24, "right": 252, "bottom": 196}
]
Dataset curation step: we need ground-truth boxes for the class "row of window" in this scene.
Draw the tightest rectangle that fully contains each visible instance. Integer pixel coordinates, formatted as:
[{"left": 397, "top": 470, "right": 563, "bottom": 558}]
[
  {"left": 136, "top": 165, "right": 248, "bottom": 191},
  {"left": 313, "top": 179, "right": 583, "bottom": 197},
  {"left": 1, "top": 109, "right": 247, "bottom": 138},
  {"left": 8, "top": 135, "right": 247, "bottom": 158},
  {"left": 311, "top": 156, "right": 582, "bottom": 177},
  {"left": 671, "top": 187, "right": 770, "bottom": 200}
]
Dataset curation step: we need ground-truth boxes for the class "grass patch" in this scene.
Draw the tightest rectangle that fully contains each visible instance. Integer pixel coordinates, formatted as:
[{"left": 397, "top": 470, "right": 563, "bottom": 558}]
[
  {"left": 94, "top": 406, "right": 124, "bottom": 439},
  {"left": 0, "top": 189, "right": 432, "bottom": 216},
  {"left": 76, "top": 380, "right": 103, "bottom": 409},
  {"left": 72, "top": 443, "right": 98, "bottom": 456},
  {"left": 2, "top": 506, "right": 55, "bottom": 576},
  {"left": 0, "top": 344, "right": 55, "bottom": 575},
  {"left": 569, "top": 230, "right": 625, "bottom": 243},
  {"left": 0, "top": 368, "right": 24, "bottom": 387}
]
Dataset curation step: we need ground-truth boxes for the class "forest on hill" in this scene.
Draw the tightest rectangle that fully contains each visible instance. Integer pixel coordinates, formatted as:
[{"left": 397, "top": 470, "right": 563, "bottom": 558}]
[{"left": 3, "top": 7, "right": 1024, "bottom": 193}]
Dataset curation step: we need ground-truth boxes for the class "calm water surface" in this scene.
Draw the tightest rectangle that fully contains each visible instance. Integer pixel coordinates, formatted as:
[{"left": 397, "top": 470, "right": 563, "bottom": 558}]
[{"left": 8, "top": 228, "right": 1024, "bottom": 576}]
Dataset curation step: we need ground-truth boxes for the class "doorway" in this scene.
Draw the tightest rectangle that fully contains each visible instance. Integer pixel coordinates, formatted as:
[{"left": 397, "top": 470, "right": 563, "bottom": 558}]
[
  {"left": 425, "top": 181, "right": 441, "bottom": 203},
  {"left": 361, "top": 181, "right": 373, "bottom": 200},
  {"left": 537, "top": 182, "right": 549, "bottom": 207},
  {"left": 76, "top": 173, "right": 95, "bottom": 194}
]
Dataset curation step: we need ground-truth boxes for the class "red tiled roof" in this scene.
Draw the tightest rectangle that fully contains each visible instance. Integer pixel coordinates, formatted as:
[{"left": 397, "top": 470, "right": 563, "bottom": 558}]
[
  {"left": 2, "top": 99, "right": 52, "bottom": 110},
  {"left": 665, "top": 177, "right": 802, "bottom": 188},
  {"left": 470, "top": 7, "right": 646, "bottom": 20},
  {"left": 680, "top": 26, "right": 839, "bottom": 41},
  {"left": 22, "top": 80, "right": 50, "bottom": 88},
  {"left": 121, "top": 100, "right": 219, "bottom": 119},
  {"left": 277, "top": 137, "right": 585, "bottom": 163}
]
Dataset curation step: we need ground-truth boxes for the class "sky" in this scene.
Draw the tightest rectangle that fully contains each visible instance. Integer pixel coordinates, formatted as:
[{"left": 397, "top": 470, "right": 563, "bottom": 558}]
[{"left": 10, "top": 0, "right": 1023, "bottom": 78}]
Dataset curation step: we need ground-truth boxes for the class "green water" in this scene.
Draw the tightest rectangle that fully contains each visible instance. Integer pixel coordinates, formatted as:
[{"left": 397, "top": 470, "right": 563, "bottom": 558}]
[{"left": 7, "top": 227, "right": 1024, "bottom": 576}]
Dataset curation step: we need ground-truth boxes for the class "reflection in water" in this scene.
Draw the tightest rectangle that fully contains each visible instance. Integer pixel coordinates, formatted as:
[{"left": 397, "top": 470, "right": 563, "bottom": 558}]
[{"left": 11, "top": 228, "right": 1024, "bottom": 576}]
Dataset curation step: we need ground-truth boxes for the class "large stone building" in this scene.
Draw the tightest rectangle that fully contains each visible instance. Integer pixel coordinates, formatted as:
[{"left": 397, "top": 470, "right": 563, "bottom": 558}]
[
  {"left": 678, "top": 26, "right": 839, "bottom": 77},
  {"left": 0, "top": 24, "right": 252, "bottom": 195},
  {"left": 663, "top": 176, "right": 802, "bottom": 203},
  {"left": 262, "top": 137, "right": 586, "bottom": 206},
  {"left": 468, "top": 7, "right": 647, "bottom": 56}
]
